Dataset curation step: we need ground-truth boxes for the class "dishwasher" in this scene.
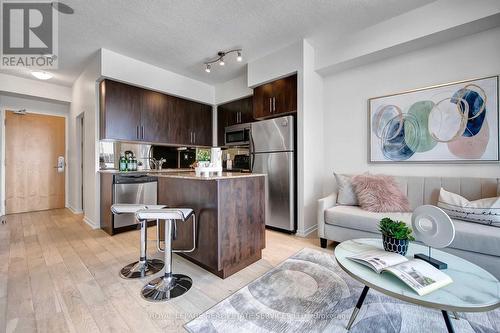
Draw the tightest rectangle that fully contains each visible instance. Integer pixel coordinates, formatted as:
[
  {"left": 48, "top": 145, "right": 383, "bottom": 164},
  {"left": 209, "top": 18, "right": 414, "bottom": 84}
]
[{"left": 113, "top": 174, "right": 158, "bottom": 229}]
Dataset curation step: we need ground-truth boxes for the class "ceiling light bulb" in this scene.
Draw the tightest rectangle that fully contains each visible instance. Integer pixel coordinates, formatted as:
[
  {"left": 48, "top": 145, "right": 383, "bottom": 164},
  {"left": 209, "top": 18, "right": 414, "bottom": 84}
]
[
  {"left": 205, "top": 64, "right": 211, "bottom": 73},
  {"left": 31, "top": 71, "right": 53, "bottom": 80},
  {"left": 219, "top": 58, "right": 225, "bottom": 66},
  {"left": 237, "top": 51, "right": 242, "bottom": 62}
]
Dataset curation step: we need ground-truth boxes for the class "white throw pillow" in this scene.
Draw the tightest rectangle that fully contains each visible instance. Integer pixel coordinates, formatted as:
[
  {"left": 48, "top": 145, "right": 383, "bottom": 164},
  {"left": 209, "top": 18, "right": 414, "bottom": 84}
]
[
  {"left": 334, "top": 173, "right": 358, "bottom": 206},
  {"left": 437, "top": 188, "right": 500, "bottom": 227}
]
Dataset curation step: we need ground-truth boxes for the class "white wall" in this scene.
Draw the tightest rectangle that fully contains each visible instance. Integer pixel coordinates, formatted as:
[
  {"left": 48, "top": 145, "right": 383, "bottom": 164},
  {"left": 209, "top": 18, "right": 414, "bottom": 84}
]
[
  {"left": 68, "top": 55, "right": 101, "bottom": 227},
  {"left": 0, "top": 93, "right": 70, "bottom": 216},
  {"left": 214, "top": 73, "right": 253, "bottom": 105},
  {"left": 322, "top": 27, "right": 500, "bottom": 193},
  {"left": 300, "top": 40, "right": 325, "bottom": 236},
  {"left": 247, "top": 41, "right": 303, "bottom": 88},
  {"left": 0, "top": 73, "right": 72, "bottom": 102},
  {"left": 100, "top": 49, "right": 215, "bottom": 104}
]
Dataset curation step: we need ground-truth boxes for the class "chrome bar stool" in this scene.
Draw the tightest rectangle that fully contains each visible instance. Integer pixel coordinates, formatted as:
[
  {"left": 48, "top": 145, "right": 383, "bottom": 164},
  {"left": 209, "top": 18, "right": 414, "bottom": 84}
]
[
  {"left": 135, "top": 208, "right": 196, "bottom": 301},
  {"left": 111, "top": 204, "right": 166, "bottom": 279}
]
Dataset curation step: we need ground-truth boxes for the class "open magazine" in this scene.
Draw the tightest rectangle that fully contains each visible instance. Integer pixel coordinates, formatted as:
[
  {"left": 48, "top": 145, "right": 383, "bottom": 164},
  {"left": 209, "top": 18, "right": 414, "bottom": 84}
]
[{"left": 348, "top": 249, "right": 453, "bottom": 296}]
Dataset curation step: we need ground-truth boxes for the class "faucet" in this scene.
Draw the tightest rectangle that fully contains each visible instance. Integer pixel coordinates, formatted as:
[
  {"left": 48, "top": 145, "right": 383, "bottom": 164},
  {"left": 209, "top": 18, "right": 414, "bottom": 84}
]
[{"left": 149, "top": 157, "right": 166, "bottom": 170}]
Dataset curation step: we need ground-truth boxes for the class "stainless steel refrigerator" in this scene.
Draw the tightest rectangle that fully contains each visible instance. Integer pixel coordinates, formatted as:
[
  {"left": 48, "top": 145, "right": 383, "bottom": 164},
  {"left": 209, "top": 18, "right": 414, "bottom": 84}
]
[{"left": 250, "top": 115, "right": 295, "bottom": 232}]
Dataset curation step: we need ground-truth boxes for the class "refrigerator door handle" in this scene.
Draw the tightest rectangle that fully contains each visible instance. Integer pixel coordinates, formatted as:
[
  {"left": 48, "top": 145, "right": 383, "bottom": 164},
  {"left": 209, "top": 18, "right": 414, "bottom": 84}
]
[{"left": 250, "top": 132, "right": 256, "bottom": 171}]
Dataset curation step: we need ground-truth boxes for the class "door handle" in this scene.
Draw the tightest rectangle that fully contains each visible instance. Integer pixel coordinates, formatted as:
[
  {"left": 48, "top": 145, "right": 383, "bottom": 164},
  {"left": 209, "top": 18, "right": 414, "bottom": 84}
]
[
  {"left": 136, "top": 125, "right": 139, "bottom": 139},
  {"left": 193, "top": 132, "right": 196, "bottom": 144},
  {"left": 141, "top": 126, "right": 144, "bottom": 139},
  {"left": 273, "top": 97, "right": 276, "bottom": 112},
  {"left": 269, "top": 98, "right": 272, "bottom": 113}
]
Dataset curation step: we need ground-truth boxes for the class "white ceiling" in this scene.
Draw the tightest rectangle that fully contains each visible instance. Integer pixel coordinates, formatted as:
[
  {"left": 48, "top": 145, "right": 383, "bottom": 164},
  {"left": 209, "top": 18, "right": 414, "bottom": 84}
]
[{"left": 0, "top": 0, "right": 435, "bottom": 87}]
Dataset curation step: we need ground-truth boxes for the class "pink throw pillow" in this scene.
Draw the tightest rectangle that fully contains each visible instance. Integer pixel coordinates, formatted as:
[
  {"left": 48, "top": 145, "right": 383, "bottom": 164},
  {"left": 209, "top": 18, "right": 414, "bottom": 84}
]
[{"left": 351, "top": 174, "right": 410, "bottom": 212}]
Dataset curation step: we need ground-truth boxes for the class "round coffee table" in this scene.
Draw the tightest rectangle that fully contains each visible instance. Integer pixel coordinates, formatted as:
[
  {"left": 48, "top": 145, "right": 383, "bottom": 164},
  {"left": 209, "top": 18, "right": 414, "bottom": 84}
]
[{"left": 334, "top": 238, "right": 500, "bottom": 333}]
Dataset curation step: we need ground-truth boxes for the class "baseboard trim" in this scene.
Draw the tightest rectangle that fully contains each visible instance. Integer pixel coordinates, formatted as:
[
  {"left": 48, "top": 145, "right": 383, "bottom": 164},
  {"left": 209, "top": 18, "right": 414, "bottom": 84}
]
[
  {"left": 296, "top": 224, "right": 317, "bottom": 238},
  {"left": 67, "top": 206, "right": 83, "bottom": 214},
  {"left": 83, "top": 216, "right": 99, "bottom": 229}
]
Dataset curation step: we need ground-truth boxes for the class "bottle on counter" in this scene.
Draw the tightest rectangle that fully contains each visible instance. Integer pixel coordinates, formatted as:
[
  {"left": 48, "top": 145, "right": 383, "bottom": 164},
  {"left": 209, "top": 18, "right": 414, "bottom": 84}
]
[
  {"left": 119, "top": 154, "right": 127, "bottom": 172},
  {"left": 125, "top": 156, "right": 131, "bottom": 172},
  {"left": 226, "top": 153, "right": 233, "bottom": 171},
  {"left": 132, "top": 157, "right": 137, "bottom": 171}
]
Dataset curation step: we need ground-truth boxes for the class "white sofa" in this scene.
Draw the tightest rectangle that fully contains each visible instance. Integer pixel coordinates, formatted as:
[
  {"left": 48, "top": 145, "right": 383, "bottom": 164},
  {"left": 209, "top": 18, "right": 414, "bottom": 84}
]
[{"left": 318, "top": 175, "right": 500, "bottom": 278}]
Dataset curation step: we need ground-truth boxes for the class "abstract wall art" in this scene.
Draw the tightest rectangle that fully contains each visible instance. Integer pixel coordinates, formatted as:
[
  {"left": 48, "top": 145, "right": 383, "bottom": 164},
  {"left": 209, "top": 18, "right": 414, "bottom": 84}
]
[{"left": 369, "top": 76, "right": 499, "bottom": 162}]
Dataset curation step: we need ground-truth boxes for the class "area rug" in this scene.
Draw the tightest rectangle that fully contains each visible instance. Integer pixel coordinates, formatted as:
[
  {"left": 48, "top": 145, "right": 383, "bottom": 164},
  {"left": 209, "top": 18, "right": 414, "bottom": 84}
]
[{"left": 185, "top": 248, "right": 500, "bottom": 333}]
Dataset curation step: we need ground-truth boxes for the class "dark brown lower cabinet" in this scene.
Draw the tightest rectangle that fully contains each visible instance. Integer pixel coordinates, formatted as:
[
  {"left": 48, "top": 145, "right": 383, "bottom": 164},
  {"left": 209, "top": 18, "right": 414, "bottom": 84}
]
[{"left": 158, "top": 175, "right": 266, "bottom": 278}]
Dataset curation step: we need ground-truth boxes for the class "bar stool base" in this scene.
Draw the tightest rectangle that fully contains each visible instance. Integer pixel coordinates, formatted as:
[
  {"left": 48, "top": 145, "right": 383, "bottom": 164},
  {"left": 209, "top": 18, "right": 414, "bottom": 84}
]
[
  {"left": 141, "top": 274, "right": 192, "bottom": 301},
  {"left": 119, "top": 259, "right": 164, "bottom": 279}
]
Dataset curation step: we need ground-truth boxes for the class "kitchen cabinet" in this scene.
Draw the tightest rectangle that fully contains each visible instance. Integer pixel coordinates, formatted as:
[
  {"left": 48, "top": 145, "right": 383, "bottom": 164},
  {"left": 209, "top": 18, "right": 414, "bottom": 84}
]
[
  {"left": 99, "top": 79, "right": 212, "bottom": 147},
  {"left": 141, "top": 89, "right": 176, "bottom": 143},
  {"left": 253, "top": 74, "right": 297, "bottom": 119},
  {"left": 158, "top": 174, "right": 265, "bottom": 278},
  {"left": 217, "top": 96, "right": 253, "bottom": 146},
  {"left": 100, "top": 80, "right": 142, "bottom": 141},
  {"left": 173, "top": 98, "right": 213, "bottom": 146}
]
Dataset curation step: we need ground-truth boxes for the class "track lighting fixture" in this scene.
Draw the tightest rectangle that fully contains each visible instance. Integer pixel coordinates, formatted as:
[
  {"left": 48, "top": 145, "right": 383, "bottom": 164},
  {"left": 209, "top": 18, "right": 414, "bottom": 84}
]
[{"left": 204, "top": 49, "right": 242, "bottom": 73}]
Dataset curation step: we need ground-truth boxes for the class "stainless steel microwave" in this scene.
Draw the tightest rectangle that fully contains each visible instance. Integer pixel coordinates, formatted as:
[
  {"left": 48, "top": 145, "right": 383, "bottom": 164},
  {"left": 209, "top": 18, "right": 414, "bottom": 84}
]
[{"left": 224, "top": 123, "right": 251, "bottom": 146}]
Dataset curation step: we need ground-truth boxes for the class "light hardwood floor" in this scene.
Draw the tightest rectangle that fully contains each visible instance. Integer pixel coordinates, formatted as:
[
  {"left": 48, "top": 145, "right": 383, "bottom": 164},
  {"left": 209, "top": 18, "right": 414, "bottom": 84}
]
[{"left": 0, "top": 209, "right": 333, "bottom": 333}]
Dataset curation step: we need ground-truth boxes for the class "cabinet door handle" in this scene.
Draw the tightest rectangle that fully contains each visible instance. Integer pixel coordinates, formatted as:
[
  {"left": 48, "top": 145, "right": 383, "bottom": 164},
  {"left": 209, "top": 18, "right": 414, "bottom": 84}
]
[
  {"left": 193, "top": 132, "right": 196, "bottom": 143},
  {"left": 136, "top": 125, "right": 139, "bottom": 139},
  {"left": 190, "top": 132, "right": 193, "bottom": 143},
  {"left": 141, "top": 126, "right": 144, "bottom": 139},
  {"left": 269, "top": 98, "right": 272, "bottom": 113},
  {"left": 238, "top": 112, "right": 241, "bottom": 123},
  {"left": 273, "top": 97, "right": 276, "bottom": 112},
  {"left": 235, "top": 112, "right": 238, "bottom": 124}
]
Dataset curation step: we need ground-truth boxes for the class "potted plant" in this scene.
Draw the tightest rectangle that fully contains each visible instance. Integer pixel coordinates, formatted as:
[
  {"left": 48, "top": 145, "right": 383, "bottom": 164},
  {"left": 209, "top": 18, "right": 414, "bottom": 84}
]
[
  {"left": 196, "top": 149, "right": 211, "bottom": 167},
  {"left": 379, "top": 217, "right": 415, "bottom": 255}
]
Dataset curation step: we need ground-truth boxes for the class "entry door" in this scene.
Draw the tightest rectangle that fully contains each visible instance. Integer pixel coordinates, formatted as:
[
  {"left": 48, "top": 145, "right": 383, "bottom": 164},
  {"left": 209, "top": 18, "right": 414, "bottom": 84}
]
[{"left": 5, "top": 111, "right": 66, "bottom": 214}]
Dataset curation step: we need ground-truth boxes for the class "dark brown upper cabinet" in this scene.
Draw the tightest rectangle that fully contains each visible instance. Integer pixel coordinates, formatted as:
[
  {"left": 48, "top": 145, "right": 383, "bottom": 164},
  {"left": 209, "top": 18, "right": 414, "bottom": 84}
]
[
  {"left": 99, "top": 79, "right": 213, "bottom": 147},
  {"left": 100, "top": 80, "right": 142, "bottom": 141},
  {"left": 253, "top": 74, "right": 297, "bottom": 119},
  {"left": 141, "top": 89, "right": 175, "bottom": 143},
  {"left": 217, "top": 96, "right": 253, "bottom": 146},
  {"left": 175, "top": 98, "right": 213, "bottom": 146}
]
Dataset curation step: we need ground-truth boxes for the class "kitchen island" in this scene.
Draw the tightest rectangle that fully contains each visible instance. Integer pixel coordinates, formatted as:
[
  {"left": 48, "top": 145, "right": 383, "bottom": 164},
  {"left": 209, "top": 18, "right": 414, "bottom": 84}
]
[{"left": 153, "top": 172, "right": 266, "bottom": 278}]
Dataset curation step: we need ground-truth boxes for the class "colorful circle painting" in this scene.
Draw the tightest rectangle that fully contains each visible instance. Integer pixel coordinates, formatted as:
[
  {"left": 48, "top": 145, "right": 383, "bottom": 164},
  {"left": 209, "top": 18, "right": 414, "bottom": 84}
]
[{"left": 369, "top": 76, "right": 498, "bottom": 162}]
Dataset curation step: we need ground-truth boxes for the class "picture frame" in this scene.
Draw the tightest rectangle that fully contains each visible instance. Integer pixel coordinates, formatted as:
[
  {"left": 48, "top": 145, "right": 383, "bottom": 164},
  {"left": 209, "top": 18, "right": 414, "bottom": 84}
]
[{"left": 368, "top": 75, "right": 499, "bottom": 163}]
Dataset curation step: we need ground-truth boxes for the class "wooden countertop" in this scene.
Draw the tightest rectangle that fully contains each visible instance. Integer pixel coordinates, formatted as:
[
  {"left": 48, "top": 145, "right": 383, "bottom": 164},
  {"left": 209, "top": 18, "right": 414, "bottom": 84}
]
[{"left": 150, "top": 171, "right": 265, "bottom": 180}]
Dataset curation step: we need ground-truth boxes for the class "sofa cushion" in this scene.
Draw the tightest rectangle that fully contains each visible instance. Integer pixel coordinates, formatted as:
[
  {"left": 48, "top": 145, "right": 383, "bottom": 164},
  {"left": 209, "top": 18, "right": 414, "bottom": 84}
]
[
  {"left": 334, "top": 173, "right": 359, "bottom": 206},
  {"left": 351, "top": 174, "right": 410, "bottom": 212},
  {"left": 325, "top": 205, "right": 500, "bottom": 257},
  {"left": 450, "top": 218, "right": 500, "bottom": 257},
  {"left": 438, "top": 188, "right": 500, "bottom": 227},
  {"left": 325, "top": 205, "right": 411, "bottom": 234}
]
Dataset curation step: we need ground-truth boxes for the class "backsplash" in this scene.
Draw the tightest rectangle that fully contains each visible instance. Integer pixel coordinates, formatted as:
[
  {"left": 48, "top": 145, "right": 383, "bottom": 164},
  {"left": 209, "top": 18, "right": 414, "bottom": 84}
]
[{"left": 99, "top": 142, "right": 151, "bottom": 169}]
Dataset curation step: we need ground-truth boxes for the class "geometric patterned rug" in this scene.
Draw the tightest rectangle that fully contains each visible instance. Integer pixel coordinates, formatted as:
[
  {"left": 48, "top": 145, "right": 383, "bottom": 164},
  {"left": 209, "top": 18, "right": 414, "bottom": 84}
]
[{"left": 185, "top": 248, "right": 500, "bottom": 332}]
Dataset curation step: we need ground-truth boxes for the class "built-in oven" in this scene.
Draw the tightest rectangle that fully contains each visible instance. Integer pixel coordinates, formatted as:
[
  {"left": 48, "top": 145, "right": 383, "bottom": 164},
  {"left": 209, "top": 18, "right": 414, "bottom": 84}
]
[{"left": 224, "top": 123, "right": 251, "bottom": 146}]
